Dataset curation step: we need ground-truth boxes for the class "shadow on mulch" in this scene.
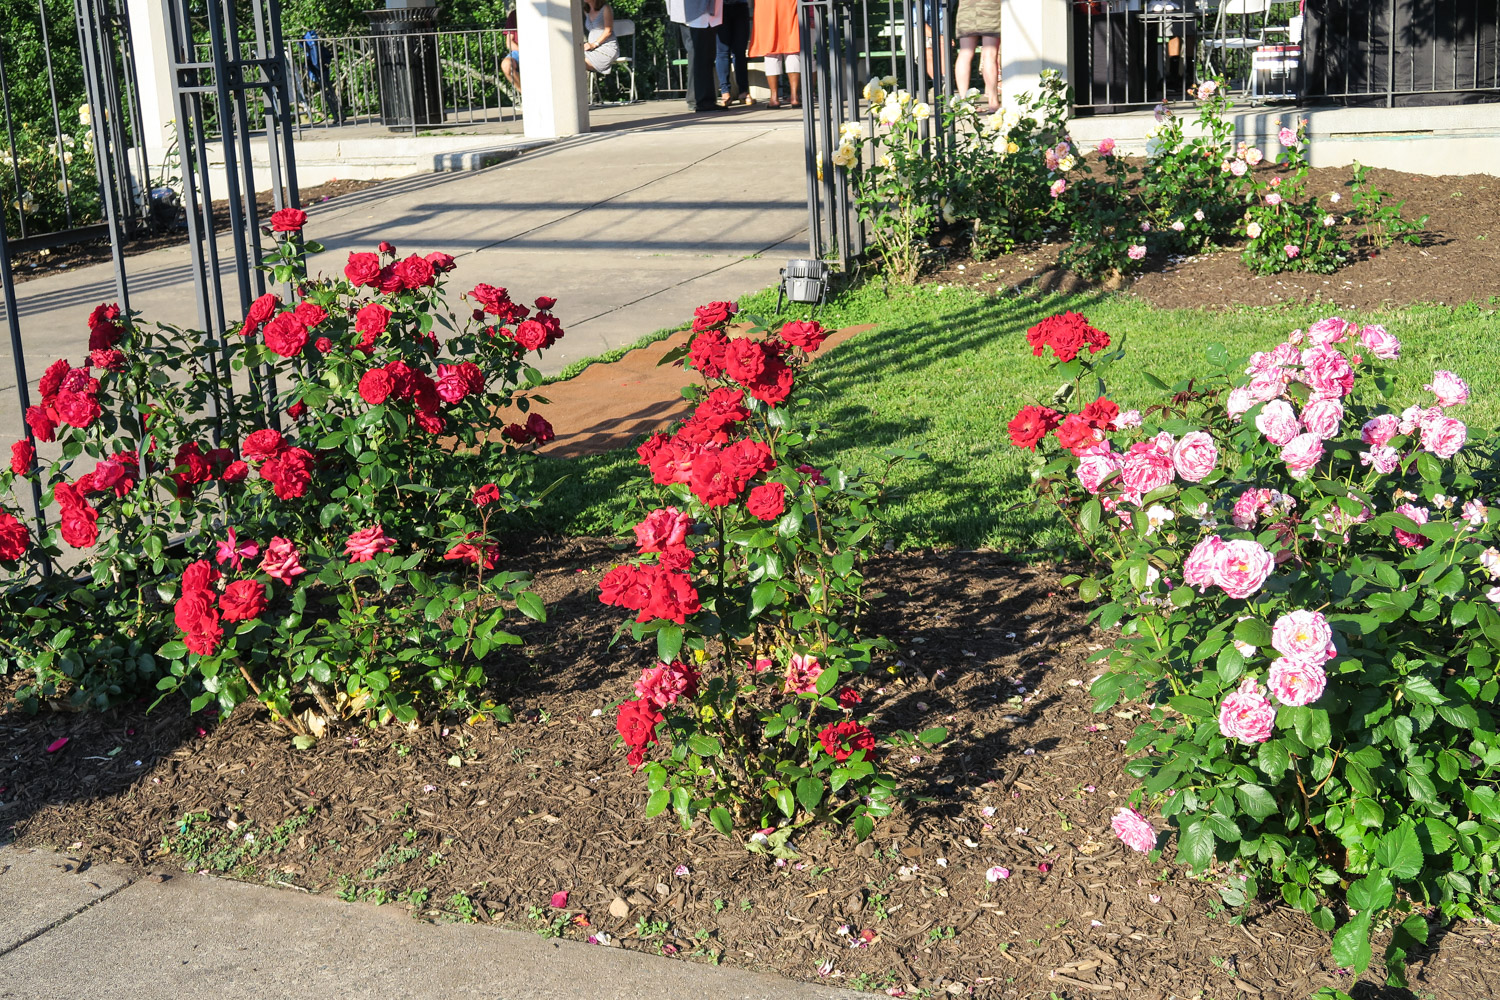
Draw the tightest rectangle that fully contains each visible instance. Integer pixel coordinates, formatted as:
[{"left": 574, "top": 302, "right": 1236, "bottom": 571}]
[
  {"left": 930, "top": 166, "right": 1500, "bottom": 312},
  {"left": 4, "top": 540, "right": 1499, "bottom": 999}
]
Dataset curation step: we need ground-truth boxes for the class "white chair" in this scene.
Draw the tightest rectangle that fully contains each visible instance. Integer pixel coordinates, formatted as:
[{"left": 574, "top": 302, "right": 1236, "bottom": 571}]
[
  {"left": 589, "top": 17, "right": 638, "bottom": 105},
  {"left": 1200, "top": 0, "right": 1276, "bottom": 81}
]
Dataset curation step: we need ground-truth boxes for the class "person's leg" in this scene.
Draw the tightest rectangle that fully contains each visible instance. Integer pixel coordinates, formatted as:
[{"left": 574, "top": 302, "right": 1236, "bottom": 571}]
[
  {"left": 786, "top": 52, "right": 801, "bottom": 107},
  {"left": 715, "top": 20, "right": 733, "bottom": 102},
  {"left": 691, "top": 25, "right": 718, "bottom": 109},
  {"left": 763, "top": 53, "right": 782, "bottom": 107},
  {"left": 980, "top": 35, "right": 1000, "bottom": 111},
  {"left": 502, "top": 53, "right": 520, "bottom": 92},
  {"left": 955, "top": 35, "right": 976, "bottom": 94},
  {"left": 680, "top": 23, "right": 700, "bottom": 110},
  {"left": 732, "top": 5, "right": 751, "bottom": 99}
]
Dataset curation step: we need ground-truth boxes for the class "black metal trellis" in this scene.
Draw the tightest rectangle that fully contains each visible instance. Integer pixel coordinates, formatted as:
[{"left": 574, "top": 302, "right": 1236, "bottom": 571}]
[{"left": 165, "top": 0, "right": 301, "bottom": 439}]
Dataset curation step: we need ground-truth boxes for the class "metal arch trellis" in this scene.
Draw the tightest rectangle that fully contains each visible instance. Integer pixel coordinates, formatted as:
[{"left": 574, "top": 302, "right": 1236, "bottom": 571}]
[{"left": 164, "top": 0, "right": 302, "bottom": 440}]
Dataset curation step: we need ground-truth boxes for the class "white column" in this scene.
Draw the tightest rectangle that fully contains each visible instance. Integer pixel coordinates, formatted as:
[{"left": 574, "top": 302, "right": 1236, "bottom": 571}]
[
  {"left": 999, "top": 0, "right": 1071, "bottom": 110},
  {"left": 517, "top": 0, "right": 591, "bottom": 139},
  {"left": 125, "top": 0, "right": 178, "bottom": 163}
]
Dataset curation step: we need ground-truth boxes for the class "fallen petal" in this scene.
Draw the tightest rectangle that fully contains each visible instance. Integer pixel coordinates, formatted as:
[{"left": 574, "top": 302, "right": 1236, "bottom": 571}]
[
  {"left": 550, "top": 890, "right": 568, "bottom": 908},
  {"left": 46, "top": 737, "right": 69, "bottom": 753}
]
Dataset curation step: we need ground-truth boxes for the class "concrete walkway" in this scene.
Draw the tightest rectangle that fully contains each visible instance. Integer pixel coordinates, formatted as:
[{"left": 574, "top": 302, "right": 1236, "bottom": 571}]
[
  {"left": 1, "top": 105, "right": 809, "bottom": 437},
  {"left": 0, "top": 845, "right": 860, "bottom": 1000}
]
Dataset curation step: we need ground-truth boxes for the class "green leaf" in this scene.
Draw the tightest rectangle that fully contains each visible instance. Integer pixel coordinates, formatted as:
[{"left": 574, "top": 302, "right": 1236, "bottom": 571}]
[
  {"left": 1233, "top": 618, "right": 1272, "bottom": 647},
  {"left": 1332, "top": 914, "right": 1373, "bottom": 972},
  {"left": 775, "top": 787, "right": 796, "bottom": 818},
  {"left": 1294, "top": 708, "right": 1332, "bottom": 749},
  {"left": 1374, "top": 824, "right": 1424, "bottom": 879},
  {"left": 1345, "top": 873, "right": 1393, "bottom": 912},
  {"left": 750, "top": 580, "right": 779, "bottom": 617},
  {"left": 688, "top": 734, "right": 722, "bottom": 757},
  {"left": 1402, "top": 674, "right": 1443, "bottom": 705},
  {"left": 708, "top": 806, "right": 733, "bottom": 836},
  {"left": 1257, "top": 739, "right": 1291, "bottom": 780},
  {"left": 515, "top": 591, "right": 546, "bottom": 622},
  {"left": 852, "top": 814, "right": 875, "bottom": 842},
  {"left": 917, "top": 726, "right": 947, "bottom": 745},
  {"left": 157, "top": 640, "right": 188, "bottom": 660},
  {"left": 1080, "top": 499, "right": 1102, "bottom": 533},
  {"left": 795, "top": 777, "right": 826, "bottom": 813},
  {"left": 1234, "top": 783, "right": 1277, "bottom": 820},
  {"left": 656, "top": 625, "right": 684, "bottom": 663},
  {"left": 1168, "top": 695, "right": 1214, "bottom": 720},
  {"left": 1176, "top": 819, "right": 1215, "bottom": 872}
]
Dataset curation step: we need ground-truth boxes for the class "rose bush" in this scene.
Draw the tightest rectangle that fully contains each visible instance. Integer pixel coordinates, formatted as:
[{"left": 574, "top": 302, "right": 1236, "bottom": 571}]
[
  {"left": 1, "top": 217, "right": 556, "bottom": 730},
  {"left": 599, "top": 302, "right": 940, "bottom": 840},
  {"left": 1008, "top": 310, "right": 1500, "bottom": 982}
]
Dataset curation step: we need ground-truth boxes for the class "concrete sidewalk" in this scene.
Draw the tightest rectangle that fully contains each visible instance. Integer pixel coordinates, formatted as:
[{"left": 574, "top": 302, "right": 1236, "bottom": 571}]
[
  {"left": 0, "top": 106, "right": 810, "bottom": 437},
  {"left": 0, "top": 845, "right": 860, "bottom": 1000}
]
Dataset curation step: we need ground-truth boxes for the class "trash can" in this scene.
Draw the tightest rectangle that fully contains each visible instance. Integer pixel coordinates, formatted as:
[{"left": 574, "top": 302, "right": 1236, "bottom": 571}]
[{"left": 365, "top": 0, "right": 444, "bottom": 129}]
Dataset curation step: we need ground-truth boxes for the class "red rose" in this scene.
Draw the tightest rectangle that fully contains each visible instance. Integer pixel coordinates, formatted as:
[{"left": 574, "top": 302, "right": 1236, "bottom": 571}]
[
  {"left": 359, "top": 368, "right": 395, "bottom": 405},
  {"left": 777, "top": 320, "right": 827, "bottom": 352},
  {"left": 1080, "top": 396, "right": 1120, "bottom": 430},
  {"left": 183, "top": 618, "right": 223, "bottom": 656},
  {"left": 1026, "top": 311, "right": 1110, "bottom": 362},
  {"left": 24, "top": 406, "right": 57, "bottom": 443},
  {"left": 270, "top": 207, "right": 307, "bottom": 232},
  {"left": 1053, "top": 413, "right": 1101, "bottom": 456},
  {"left": 599, "top": 565, "right": 653, "bottom": 613},
  {"left": 89, "top": 348, "right": 126, "bottom": 371},
  {"left": 687, "top": 330, "right": 729, "bottom": 378},
  {"left": 259, "top": 447, "right": 314, "bottom": 500},
  {"left": 182, "top": 559, "right": 221, "bottom": 594},
  {"left": 435, "top": 364, "right": 471, "bottom": 404},
  {"left": 657, "top": 545, "right": 693, "bottom": 571},
  {"left": 1007, "top": 404, "right": 1061, "bottom": 451},
  {"left": 641, "top": 566, "right": 701, "bottom": 624},
  {"left": 262, "top": 313, "right": 308, "bottom": 357},
  {"left": 473, "top": 483, "right": 500, "bottom": 507},
  {"left": 38, "top": 360, "right": 70, "bottom": 403},
  {"left": 345, "top": 252, "right": 382, "bottom": 287},
  {"left": 425, "top": 251, "right": 457, "bottom": 273},
  {"left": 59, "top": 503, "right": 99, "bottom": 548},
  {"left": 616, "top": 698, "right": 663, "bottom": 770},
  {"left": 242, "top": 429, "right": 285, "bottom": 463},
  {"left": 744, "top": 357, "right": 794, "bottom": 406},
  {"left": 525, "top": 412, "right": 555, "bottom": 443},
  {"left": 835, "top": 687, "right": 863, "bottom": 709},
  {"left": 378, "top": 241, "right": 396, "bottom": 255},
  {"left": 534, "top": 295, "right": 557, "bottom": 311},
  {"left": 174, "top": 589, "right": 214, "bottom": 634},
  {"left": 723, "top": 339, "right": 768, "bottom": 383},
  {"left": 686, "top": 387, "right": 749, "bottom": 443},
  {"left": 692, "top": 301, "right": 737, "bottom": 332},
  {"left": 286, "top": 401, "right": 307, "bottom": 419},
  {"left": 54, "top": 388, "right": 102, "bottom": 429},
  {"left": 0, "top": 512, "right": 28, "bottom": 561},
  {"left": 87, "top": 302, "right": 126, "bottom": 350},
  {"left": 394, "top": 254, "right": 435, "bottom": 290},
  {"left": 219, "top": 579, "right": 268, "bottom": 621},
  {"left": 469, "top": 283, "right": 510, "bottom": 315},
  {"left": 414, "top": 411, "right": 445, "bottom": 435},
  {"left": 818, "top": 720, "right": 878, "bottom": 762},
  {"left": 412, "top": 373, "right": 441, "bottom": 414},
  {"left": 513, "top": 319, "right": 548, "bottom": 352},
  {"left": 240, "top": 292, "right": 280, "bottom": 336},
  {"left": 746, "top": 482, "right": 786, "bottom": 521},
  {"left": 90, "top": 458, "right": 127, "bottom": 495},
  {"left": 314, "top": 337, "right": 333, "bottom": 353},
  {"left": 354, "top": 303, "right": 391, "bottom": 349},
  {"left": 10, "top": 441, "right": 35, "bottom": 476},
  {"left": 502, "top": 423, "right": 533, "bottom": 444},
  {"left": 293, "top": 301, "right": 328, "bottom": 327},
  {"left": 220, "top": 460, "right": 249, "bottom": 483}
]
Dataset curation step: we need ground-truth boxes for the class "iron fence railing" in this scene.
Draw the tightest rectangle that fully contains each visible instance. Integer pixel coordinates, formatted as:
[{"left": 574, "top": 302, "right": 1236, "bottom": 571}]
[{"left": 0, "top": 0, "right": 149, "bottom": 252}]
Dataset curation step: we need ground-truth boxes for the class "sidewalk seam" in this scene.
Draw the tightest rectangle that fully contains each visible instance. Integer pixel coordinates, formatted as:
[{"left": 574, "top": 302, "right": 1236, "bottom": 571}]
[{"left": 0, "top": 871, "right": 140, "bottom": 959}]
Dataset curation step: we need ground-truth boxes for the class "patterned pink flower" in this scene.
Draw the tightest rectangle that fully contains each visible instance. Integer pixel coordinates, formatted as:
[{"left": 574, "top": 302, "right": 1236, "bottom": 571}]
[
  {"left": 783, "top": 653, "right": 823, "bottom": 695},
  {"left": 1076, "top": 450, "right": 1122, "bottom": 495},
  {"left": 1218, "top": 678, "right": 1276, "bottom": 744},
  {"left": 1300, "top": 399, "right": 1343, "bottom": 440},
  {"left": 1271, "top": 610, "right": 1336, "bottom": 665},
  {"left": 1212, "top": 539, "right": 1274, "bottom": 599},
  {"left": 1268, "top": 657, "right": 1327, "bottom": 707},
  {"left": 1360, "top": 445, "right": 1400, "bottom": 474},
  {"left": 1120, "top": 445, "right": 1174, "bottom": 496},
  {"left": 1226, "top": 387, "right": 1258, "bottom": 421},
  {"left": 1361, "top": 414, "right": 1399, "bottom": 447},
  {"left": 1463, "top": 499, "right": 1487, "bottom": 527},
  {"left": 260, "top": 536, "right": 306, "bottom": 585},
  {"left": 1171, "top": 431, "right": 1217, "bottom": 482},
  {"left": 1359, "top": 324, "right": 1400, "bottom": 360},
  {"left": 1426, "top": 370, "right": 1470, "bottom": 408},
  {"left": 1231, "top": 489, "right": 1270, "bottom": 530},
  {"left": 1422, "top": 416, "right": 1467, "bottom": 459},
  {"left": 1110, "top": 808, "right": 1157, "bottom": 853},
  {"left": 343, "top": 524, "right": 395, "bottom": 563},
  {"left": 1255, "top": 399, "right": 1301, "bottom": 445},
  {"left": 1281, "top": 433, "right": 1324, "bottom": 479},
  {"left": 1301, "top": 346, "right": 1355, "bottom": 400},
  {"left": 1183, "top": 535, "right": 1225, "bottom": 593},
  {"left": 1127, "top": 245, "right": 1146, "bottom": 261},
  {"left": 1096, "top": 138, "right": 1116, "bottom": 157},
  {"left": 1393, "top": 503, "right": 1429, "bottom": 548},
  {"left": 1307, "top": 317, "right": 1352, "bottom": 346}
]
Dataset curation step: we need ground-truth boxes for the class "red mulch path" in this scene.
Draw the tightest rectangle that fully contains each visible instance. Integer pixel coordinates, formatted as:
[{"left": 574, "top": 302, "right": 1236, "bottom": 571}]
[
  {"left": 5, "top": 540, "right": 1499, "bottom": 998},
  {"left": 930, "top": 166, "right": 1500, "bottom": 311}
]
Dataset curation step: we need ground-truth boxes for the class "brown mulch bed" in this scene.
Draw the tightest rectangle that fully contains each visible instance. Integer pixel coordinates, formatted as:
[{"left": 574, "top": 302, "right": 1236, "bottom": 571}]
[
  {"left": 4, "top": 540, "right": 1499, "bottom": 998},
  {"left": 930, "top": 167, "right": 1500, "bottom": 311},
  {"left": 6, "top": 178, "right": 384, "bottom": 284}
]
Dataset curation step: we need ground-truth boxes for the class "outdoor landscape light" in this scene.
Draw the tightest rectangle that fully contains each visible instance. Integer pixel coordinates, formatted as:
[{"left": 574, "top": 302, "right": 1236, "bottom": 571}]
[{"left": 778, "top": 258, "right": 829, "bottom": 309}]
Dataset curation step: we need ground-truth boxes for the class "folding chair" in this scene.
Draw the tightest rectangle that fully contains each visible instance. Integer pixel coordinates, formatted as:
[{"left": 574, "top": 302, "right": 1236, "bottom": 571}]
[{"left": 590, "top": 17, "right": 639, "bottom": 104}]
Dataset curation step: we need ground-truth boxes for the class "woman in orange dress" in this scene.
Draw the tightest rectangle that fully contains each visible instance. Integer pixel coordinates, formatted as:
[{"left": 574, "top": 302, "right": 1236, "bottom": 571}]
[{"left": 749, "top": 0, "right": 801, "bottom": 107}]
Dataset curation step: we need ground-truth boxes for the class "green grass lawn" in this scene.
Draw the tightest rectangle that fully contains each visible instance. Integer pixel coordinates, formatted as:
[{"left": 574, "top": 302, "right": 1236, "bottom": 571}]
[{"left": 524, "top": 279, "right": 1500, "bottom": 555}]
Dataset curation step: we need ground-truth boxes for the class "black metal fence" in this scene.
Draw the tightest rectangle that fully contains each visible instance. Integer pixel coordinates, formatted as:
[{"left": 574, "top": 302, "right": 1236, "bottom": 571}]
[{"left": 0, "top": 0, "right": 150, "bottom": 253}]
